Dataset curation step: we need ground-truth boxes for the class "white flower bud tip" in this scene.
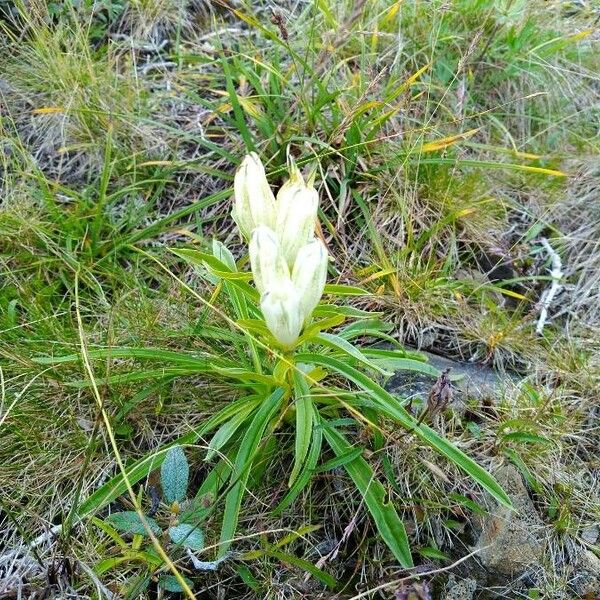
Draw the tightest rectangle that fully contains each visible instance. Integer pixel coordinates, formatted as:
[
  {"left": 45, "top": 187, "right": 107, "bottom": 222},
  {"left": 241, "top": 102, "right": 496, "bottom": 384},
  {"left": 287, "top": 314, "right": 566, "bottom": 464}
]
[
  {"left": 275, "top": 178, "right": 319, "bottom": 269},
  {"left": 260, "top": 284, "right": 303, "bottom": 349}
]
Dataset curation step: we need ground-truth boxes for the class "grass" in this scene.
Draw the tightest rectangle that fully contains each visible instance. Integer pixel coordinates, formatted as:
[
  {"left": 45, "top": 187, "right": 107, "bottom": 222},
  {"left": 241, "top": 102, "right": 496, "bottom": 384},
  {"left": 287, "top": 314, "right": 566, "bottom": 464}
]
[{"left": 1, "top": 0, "right": 599, "bottom": 598}]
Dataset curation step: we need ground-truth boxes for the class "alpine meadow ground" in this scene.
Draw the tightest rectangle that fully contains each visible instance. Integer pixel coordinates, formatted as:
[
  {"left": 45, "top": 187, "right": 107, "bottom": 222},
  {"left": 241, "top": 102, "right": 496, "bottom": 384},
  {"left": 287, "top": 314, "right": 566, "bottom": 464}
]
[{"left": 0, "top": 1, "right": 599, "bottom": 599}]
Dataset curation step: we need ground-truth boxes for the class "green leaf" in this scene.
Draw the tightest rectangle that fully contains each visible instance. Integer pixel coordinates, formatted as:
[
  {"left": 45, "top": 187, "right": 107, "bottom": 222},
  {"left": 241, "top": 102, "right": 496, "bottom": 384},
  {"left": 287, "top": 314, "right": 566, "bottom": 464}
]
[
  {"left": 274, "top": 524, "right": 322, "bottom": 548},
  {"left": 211, "top": 367, "right": 275, "bottom": 386},
  {"left": 91, "top": 516, "right": 128, "bottom": 549},
  {"left": 448, "top": 493, "right": 486, "bottom": 516},
  {"left": 361, "top": 349, "right": 439, "bottom": 378},
  {"left": 212, "top": 239, "right": 237, "bottom": 271},
  {"left": 314, "top": 332, "right": 392, "bottom": 376},
  {"left": 315, "top": 447, "right": 364, "bottom": 473},
  {"left": 168, "top": 524, "right": 205, "bottom": 550},
  {"left": 418, "top": 546, "right": 449, "bottom": 560},
  {"left": 272, "top": 421, "right": 323, "bottom": 515},
  {"left": 94, "top": 556, "right": 131, "bottom": 575},
  {"left": 219, "top": 388, "right": 286, "bottom": 557},
  {"left": 323, "top": 283, "right": 369, "bottom": 296},
  {"left": 314, "top": 304, "right": 379, "bottom": 318},
  {"left": 267, "top": 548, "right": 337, "bottom": 589},
  {"left": 124, "top": 574, "right": 151, "bottom": 599},
  {"left": 299, "top": 315, "right": 346, "bottom": 342},
  {"left": 502, "top": 431, "right": 555, "bottom": 446},
  {"left": 220, "top": 51, "right": 255, "bottom": 151},
  {"left": 323, "top": 424, "right": 413, "bottom": 568},
  {"left": 236, "top": 318, "right": 272, "bottom": 337},
  {"left": 161, "top": 446, "right": 189, "bottom": 503},
  {"left": 290, "top": 372, "right": 314, "bottom": 487},
  {"left": 105, "top": 512, "right": 161, "bottom": 537},
  {"left": 33, "top": 346, "right": 224, "bottom": 367},
  {"left": 158, "top": 574, "right": 194, "bottom": 593},
  {"left": 171, "top": 248, "right": 258, "bottom": 300},
  {"left": 94, "top": 551, "right": 162, "bottom": 575},
  {"left": 504, "top": 448, "right": 543, "bottom": 494},
  {"left": 338, "top": 319, "right": 401, "bottom": 346},
  {"left": 236, "top": 564, "right": 260, "bottom": 591},
  {"left": 206, "top": 398, "right": 260, "bottom": 461},
  {"left": 66, "top": 367, "right": 218, "bottom": 388},
  {"left": 297, "top": 353, "right": 512, "bottom": 510}
]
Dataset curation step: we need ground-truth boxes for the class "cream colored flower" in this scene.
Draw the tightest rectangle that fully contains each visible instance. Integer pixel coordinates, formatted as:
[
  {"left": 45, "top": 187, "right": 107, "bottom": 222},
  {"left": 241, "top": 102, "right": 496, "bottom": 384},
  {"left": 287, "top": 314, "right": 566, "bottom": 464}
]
[
  {"left": 292, "top": 239, "right": 328, "bottom": 325},
  {"left": 232, "top": 152, "right": 276, "bottom": 239},
  {"left": 249, "top": 225, "right": 290, "bottom": 296},
  {"left": 260, "top": 283, "right": 303, "bottom": 349},
  {"left": 275, "top": 166, "right": 318, "bottom": 268}
]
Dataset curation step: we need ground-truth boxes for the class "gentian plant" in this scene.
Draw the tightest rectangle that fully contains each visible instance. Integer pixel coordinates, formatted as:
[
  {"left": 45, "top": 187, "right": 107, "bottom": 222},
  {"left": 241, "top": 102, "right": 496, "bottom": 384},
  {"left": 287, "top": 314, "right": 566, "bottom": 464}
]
[{"left": 54, "top": 151, "right": 511, "bottom": 585}]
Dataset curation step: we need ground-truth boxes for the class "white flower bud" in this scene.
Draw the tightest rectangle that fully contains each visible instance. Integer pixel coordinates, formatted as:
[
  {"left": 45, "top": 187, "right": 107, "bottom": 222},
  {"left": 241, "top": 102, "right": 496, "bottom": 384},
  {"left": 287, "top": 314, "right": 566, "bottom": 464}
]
[
  {"left": 275, "top": 168, "right": 318, "bottom": 268},
  {"left": 232, "top": 152, "right": 276, "bottom": 239},
  {"left": 292, "top": 239, "right": 328, "bottom": 324},
  {"left": 260, "top": 283, "right": 303, "bottom": 349},
  {"left": 249, "top": 226, "right": 290, "bottom": 296}
]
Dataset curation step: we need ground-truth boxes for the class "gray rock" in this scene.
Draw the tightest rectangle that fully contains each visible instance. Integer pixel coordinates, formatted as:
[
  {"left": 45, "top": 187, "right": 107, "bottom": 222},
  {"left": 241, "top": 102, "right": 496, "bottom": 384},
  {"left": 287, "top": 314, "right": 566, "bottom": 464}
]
[
  {"left": 580, "top": 524, "right": 599, "bottom": 545},
  {"left": 443, "top": 575, "right": 477, "bottom": 600},
  {"left": 386, "top": 350, "right": 518, "bottom": 417},
  {"left": 570, "top": 550, "right": 600, "bottom": 598},
  {"left": 474, "top": 465, "right": 546, "bottom": 576}
]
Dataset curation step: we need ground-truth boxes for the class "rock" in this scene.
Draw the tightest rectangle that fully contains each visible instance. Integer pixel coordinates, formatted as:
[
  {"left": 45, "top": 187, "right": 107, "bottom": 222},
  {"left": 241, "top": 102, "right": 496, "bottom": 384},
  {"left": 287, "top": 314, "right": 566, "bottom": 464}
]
[
  {"left": 570, "top": 550, "right": 600, "bottom": 598},
  {"left": 581, "top": 524, "right": 599, "bottom": 545},
  {"left": 474, "top": 465, "right": 545, "bottom": 576},
  {"left": 442, "top": 575, "right": 477, "bottom": 600},
  {"left": 386, "top": 350, "right": 517, "bottom": 411}
]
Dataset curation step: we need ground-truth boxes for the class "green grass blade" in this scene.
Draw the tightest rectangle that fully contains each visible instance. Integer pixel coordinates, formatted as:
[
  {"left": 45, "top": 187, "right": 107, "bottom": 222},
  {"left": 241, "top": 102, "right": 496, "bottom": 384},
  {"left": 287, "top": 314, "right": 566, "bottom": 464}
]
[
  {"left": 218, "top": 388, "right": 285, "bottom": 557},
  {"left": 290, "top": 371, "right": 314, "bottom": 487},
  {"left": 102, "top": 188, "right": 232, "bottom": 261},
  {"left": 219, "top": 51, "right": 255, "bottom": 152}
]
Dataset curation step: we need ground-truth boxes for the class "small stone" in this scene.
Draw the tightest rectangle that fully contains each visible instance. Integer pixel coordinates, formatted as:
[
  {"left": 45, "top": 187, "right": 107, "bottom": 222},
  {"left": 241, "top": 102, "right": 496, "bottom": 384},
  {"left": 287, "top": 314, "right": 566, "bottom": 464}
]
[
  {"left": 474, "top": 465, "right": 545, "bottom": 576},
  {"left": 571, "top": 550, "right": 600, "bottom": 598},
  {"left": 443, "top": 575, "right": 477, "bottom": 600},
  {"left": 581, "top": 524, "right": 599, "bottom": 545}
]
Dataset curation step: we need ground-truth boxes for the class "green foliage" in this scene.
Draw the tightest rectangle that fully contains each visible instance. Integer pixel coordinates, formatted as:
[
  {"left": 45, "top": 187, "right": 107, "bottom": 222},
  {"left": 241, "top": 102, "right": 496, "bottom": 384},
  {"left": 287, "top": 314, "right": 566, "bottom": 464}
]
[
  {"left": 158, "top": 574, "right": 194, "bottom": 593},
  {"left": 161, "top": 446, "right": 189, "bottom": 504},
  {"left": 168, "top": 524, "right": 204, "bottom": 551},
  {"left": 46, "top": 0, "right": 127, "bottom": 40},
  {"left": 323, "top": 423, "right": 412, "bottom": 567},
  {"left": 73, "top": 240, "right": 510, "bottom": 576},
  {"left": 105, "top": 512, "right": 161, "bottom": 537},
  {"left": 92, "top": 446, "right": 205, "bottom": 594}
]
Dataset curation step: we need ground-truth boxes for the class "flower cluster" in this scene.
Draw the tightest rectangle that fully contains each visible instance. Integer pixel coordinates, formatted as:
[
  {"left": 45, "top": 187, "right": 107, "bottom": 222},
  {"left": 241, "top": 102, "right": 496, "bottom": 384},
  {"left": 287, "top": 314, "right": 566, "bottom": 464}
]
[{"left": 233, "top": 153, "right": 328, "bottom": 349}]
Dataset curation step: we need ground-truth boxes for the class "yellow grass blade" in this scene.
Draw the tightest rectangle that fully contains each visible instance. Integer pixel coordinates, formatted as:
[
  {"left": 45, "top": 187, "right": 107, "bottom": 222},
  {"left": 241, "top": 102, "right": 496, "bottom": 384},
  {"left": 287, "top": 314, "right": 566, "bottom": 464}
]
[{"left": 421, "top": 128, "right": 479, "bottom": 153}]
